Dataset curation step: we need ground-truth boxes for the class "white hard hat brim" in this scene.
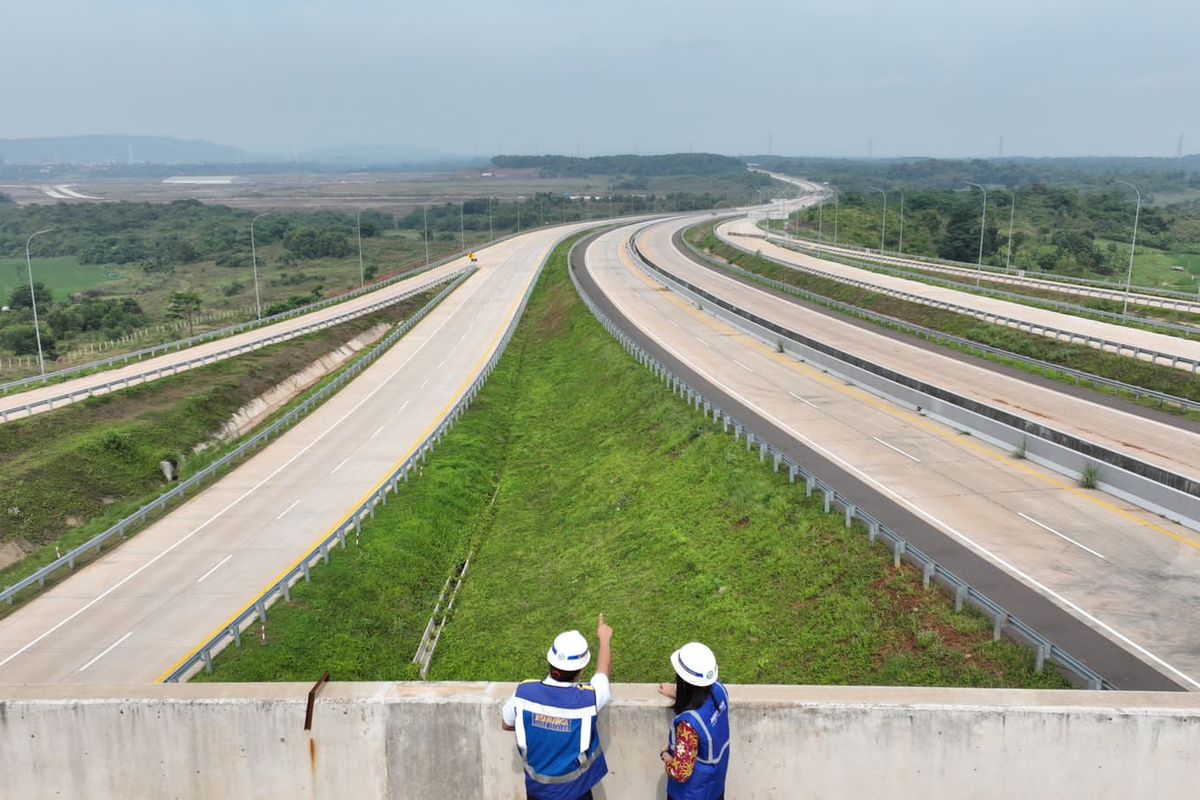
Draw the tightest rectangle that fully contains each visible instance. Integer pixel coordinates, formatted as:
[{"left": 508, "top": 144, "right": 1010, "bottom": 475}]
[{"left": 670, "top": 647, "right": 717, "bottom": 687}]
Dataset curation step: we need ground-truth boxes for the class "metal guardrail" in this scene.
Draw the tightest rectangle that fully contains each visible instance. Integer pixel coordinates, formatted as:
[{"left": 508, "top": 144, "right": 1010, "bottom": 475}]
[
  {"left": 0, "top": 244, "right": 485, "bottom": 398},
  {"left": 774, "top": 231, "right": 1200, "bottom": 307},
  {"left": 0, "top": 266, "right": 474, "bottom": 422},
  {"left": 720, "top": 230, "right": 1200, "bottom": 374},
  {"left": 159, "top": 230, "right": 565, "bottom": 683},
  {"left": 767, "top": 233, "right": 1200, "bottom": 326},
  {"left": 678, "top": 234, "right": 1200, "bottom": 414},
  {"left": 569, "top": 247, "right": 1112, "bottom": 690},
  {"left": 1, "top": 269, "right": 475, "bottom": 610}
]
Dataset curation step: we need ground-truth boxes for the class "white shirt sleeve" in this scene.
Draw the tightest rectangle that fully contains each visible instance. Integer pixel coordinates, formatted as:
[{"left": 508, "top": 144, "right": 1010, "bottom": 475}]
[
  {"left": 590, "top": 672, "right": 611, "bottom": 711},
  {"left": 502, "top": 695, "right": 519, "bottom": 727}
]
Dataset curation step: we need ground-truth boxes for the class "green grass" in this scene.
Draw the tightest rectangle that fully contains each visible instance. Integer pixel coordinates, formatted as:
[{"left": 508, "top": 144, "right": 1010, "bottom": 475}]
[
  {"left": 0, "top": 256, "right": 124, "bottom": 302},
  {"left": 0, "top": 289, "right": 437, "bottom": 594},
  {"left": 198, "top": 234, "right": 1066, "bottom": 688},
  {"left": 691, "top": 224, "right": 1200, "bottom": 415}
]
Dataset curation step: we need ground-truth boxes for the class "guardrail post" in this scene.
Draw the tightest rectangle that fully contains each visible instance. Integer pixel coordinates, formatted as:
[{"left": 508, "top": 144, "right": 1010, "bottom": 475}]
[
  {"left": 231, "top": 624, "right": 241, "bottom": 648},
  {"left": 758, "top": 441, "right": 766, "bottom": 462},
  {"left": 954, "top": 585, "right": 968, "bottom": 612},
  {"left": 805, "top": 477, "right": 813, "bottom": 498},
  {"left": 993, "top": 611, "right": 1005, "bottom": 641},
  {"left": 922, "top": 561, "right": 934, "bottom": 589},
  {"left": 844, "top": 504, "right": 855, "bottom": 528},
  {"left": 746, "top": 433, "right": 754, "bottom": 452},
  {"left": 321, "top": 543, "right": 329, "bottom": 564},
  {"left": 892, "top": 540, "right": 906, "bottom": 567},
  {"left": 788, "top": 464, "right": 797, "bottom": 483},
  {"left": 282, "top": 580, "right": 292, "bottom": 602},
  {"left": 822, "top": 490, "right": 832, "bottom": 513},
  {"left": 202, "top": 648, "right": 213, "bottom": 674},
  {"left": 303, "top": 561, "right": 311, "bottom": 582},
  {"left": 1035, "top": 644, "right": 1049, "bottom": 673}
]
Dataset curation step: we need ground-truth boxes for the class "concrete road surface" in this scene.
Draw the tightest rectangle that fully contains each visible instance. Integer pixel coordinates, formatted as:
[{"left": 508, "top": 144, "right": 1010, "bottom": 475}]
[
  {"left": 0, "top": 260, "right": 469, "bottom": 423},
  {"left": 584, "top": 221, "right": 1200, "bottom": 689},
  {"left": 717, "top": 216, "right": 1200, "bottom": 370},
  {"left": 0, "top": 221, "right": 598, "bottom": 684},
  {"left": 640, "top": 219, "right": 1200, "bottom": 488}
]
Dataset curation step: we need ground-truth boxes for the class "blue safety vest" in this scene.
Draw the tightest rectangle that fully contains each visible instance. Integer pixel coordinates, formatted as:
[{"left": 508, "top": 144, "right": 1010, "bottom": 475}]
[
  {"left": 667, "top": 682, "right": 730, "bottom": 800},
  {"left": 512, "top": 679, "right": 608, "bottom": 800}
]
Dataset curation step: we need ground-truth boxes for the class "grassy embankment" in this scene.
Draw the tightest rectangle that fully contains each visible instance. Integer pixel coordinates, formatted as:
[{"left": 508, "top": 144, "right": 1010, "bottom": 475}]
[
  {"left": 691, "top": 224, "right": 1200, "bottom": 416},
  {"left": 199, "top": 234, "right": 1066, "bottom": 688},
  {"left": 0, "top": 287, "right": 438, "bottom": 603}
]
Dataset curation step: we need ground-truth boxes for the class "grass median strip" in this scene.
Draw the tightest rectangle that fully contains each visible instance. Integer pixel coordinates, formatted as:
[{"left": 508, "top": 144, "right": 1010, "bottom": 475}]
[
  {"left": 200, "top": 234, "right": 1066, "bottom": 688},
  {"left": 692, "top": 223, "right": 1200, "bottom": 416}
]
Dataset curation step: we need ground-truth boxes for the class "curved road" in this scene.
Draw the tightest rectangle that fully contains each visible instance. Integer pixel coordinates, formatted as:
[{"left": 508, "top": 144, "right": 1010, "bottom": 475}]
[
  {"left": 0, "top": 221, "right": 602, "bottom": 684},
  {"left": 584, "top": 219, "right": 1200, "bottom": 690}
]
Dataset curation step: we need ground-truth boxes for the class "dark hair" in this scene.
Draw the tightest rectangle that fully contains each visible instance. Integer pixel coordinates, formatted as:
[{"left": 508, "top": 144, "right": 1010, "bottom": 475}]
[
  {"left": 550, "top": 667, "right": 582, "bottom": 683},
  {"left": 673, "top": 675, "right": 712, "bottom": 715}
]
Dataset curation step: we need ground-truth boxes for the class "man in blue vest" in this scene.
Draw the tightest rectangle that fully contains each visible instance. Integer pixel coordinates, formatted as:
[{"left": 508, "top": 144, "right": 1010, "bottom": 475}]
[{"left": 502, "top": 614, "right": 613, "bottom": 800}]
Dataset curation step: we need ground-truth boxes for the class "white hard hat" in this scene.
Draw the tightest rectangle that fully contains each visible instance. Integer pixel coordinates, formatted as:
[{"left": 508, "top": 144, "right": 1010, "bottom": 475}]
[
  {"left": 547, "top": 630, "right": 591, "bottom": 670},
  {"left": 670, "top": 642, "right": 718, "bottom": 687}
]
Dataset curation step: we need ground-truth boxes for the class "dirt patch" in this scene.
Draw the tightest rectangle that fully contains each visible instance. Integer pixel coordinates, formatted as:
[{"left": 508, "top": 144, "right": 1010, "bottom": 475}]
[
  {"left": 0, "top": 539, "right": 32, "bottom": 570},
  {"left": 534, "top": 287, "right": 572, "bottom": 342}
]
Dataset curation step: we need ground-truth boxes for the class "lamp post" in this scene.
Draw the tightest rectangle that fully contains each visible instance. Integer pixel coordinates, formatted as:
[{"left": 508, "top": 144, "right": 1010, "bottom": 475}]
[
  {"left": 488, "top": 196, "right": 494, "bottom": 241},
  {"left": 964, "top": 182, "right": 987, "bottom": 286},
  {"left": 817, "top": 200, "right": 823, "bottom": 243},
  {"left": 24, "top": 227, "right": 55, "bottom": 376},
  {"left": 422, "top": 205, "right": 430, "bottom": 267},
  {"left": 1115, "top": 179, "right": 1142, "bottom": 320},
  {"left": 833, "top": 190, "right": 839, "bottom": 245},
  {"left": 355, "top": 210, "right": 365, "bottom": 287},
  {"left": 460, "top": 201, "right": 465, "bottom": 250},
  {"left": 250, "top": 212, "right": 271, "bottom": 319},
  {"left": 867, "top": 186, "right": 886, "bottom": 252},
  {"left": 1006, "top": 192, "right": 1016, "bottom": 271},
  {"left": 897, "top": 190, "right": 905, "bottom": 254}
]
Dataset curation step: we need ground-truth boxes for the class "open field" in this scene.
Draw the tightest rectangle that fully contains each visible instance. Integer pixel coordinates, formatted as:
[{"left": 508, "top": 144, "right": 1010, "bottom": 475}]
[
  {"left": 199, "top": 234, "right": 1065, "bottom": 688},
  {"left": 0, "top": 256, "right": 125, "bottom": 304}
]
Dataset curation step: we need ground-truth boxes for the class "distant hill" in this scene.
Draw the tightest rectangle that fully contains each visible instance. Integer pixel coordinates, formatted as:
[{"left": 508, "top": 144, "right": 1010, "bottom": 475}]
[
  {"left": 492, "top": 153, "right": 750, "bottom": 177},
  {"left": 0, "top": 135, "right": 249, "bottom": 165}
]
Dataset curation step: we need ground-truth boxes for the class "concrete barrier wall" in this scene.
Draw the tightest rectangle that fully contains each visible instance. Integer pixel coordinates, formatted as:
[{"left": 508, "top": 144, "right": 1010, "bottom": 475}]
[{"left": 2, "top": 683, "right": 1198, "bottom": 799}]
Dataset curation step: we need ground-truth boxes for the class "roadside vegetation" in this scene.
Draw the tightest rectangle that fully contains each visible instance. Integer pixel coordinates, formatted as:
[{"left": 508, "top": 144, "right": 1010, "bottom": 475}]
[
  {"left": 688, "top": 223, "right": 1200, "bottom": 415},
  {"left": 0, "top": 287, "right": 438, "bottom": 598},
  {"left": 783, "top": 185, "right": 1200, "bottom": 294},
  {"left": 199, "top": 234, "right": 1067, "bottom": 688}
]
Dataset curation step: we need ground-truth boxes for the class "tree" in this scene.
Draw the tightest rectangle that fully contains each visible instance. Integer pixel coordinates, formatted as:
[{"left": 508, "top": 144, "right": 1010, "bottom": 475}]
[
  {"left": 0, "top": 323, "right": 55, "bottom": 357},
  {"left": 167, "top": 291, "right": 203, "bottom": 337},
  {"left": 8, "top": 282, "right": 52, "bottom": 310}
]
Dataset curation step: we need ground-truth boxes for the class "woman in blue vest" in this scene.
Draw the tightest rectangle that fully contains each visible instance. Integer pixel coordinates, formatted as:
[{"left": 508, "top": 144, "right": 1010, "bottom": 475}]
[
  {"left": 658, "top": 642, "right": 730, "bottom": 800},
  {"left": 502, "top": 614, "right": 613, "bottom": 800}
]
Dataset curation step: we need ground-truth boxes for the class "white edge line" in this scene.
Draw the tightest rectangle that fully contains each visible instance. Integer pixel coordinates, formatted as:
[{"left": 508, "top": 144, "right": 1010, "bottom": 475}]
[
  {"left": 1018, "top": 512, "right": 1107, "bottom": 560},
  {"left": 593, "top": 239, "right": 1200, "bottom": 690},
  {"left": 196, "top": 554, "right": 234, "bottom": 583},
  {"left": 77, "top": 631, "right": 133, "bottom": 672},
  {"left": 872, "top": 436, "right": 922, "bottom": 463}
]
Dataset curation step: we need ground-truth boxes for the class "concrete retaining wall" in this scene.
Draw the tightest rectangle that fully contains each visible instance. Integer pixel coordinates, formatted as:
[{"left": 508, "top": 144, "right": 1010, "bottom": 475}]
[{"left": 2, "top": 683, "right": 1198, "bottom": 799}]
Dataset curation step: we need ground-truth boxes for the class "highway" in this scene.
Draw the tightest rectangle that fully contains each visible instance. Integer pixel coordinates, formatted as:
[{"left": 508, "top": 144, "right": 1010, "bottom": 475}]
[
  {"left": 717, "top": 216, "right": 1200, "bottom": 371},
  {"left": 582, "top": 218, "right": 1200, "bottom": 690},
  {"left": 0, "top": 221, "right": 596, "bottom": 684},
  {"left": 773, "top": 236, "right": 1200, "bottom": 315},
  {"left": 642, "top": 220, "right": 1200, "bottom": 490},
  {"left": 0, "top": 259, "right": 471, "bottom": 423}
]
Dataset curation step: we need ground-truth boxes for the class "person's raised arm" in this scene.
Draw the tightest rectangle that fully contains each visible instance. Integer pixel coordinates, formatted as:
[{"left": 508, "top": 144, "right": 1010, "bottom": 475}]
[{"left": 596, "top": 613, "right": 613, "bottom": 677}]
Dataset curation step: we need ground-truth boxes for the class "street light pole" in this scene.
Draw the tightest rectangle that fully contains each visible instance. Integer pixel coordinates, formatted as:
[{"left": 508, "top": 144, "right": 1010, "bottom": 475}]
[
  {"left": 964, "top": 182, "right": 987, "bottom": 286},
  {"left": 1006, "top": 192, "right": 1016, "bottom": 271},
  {"left": 488, "top": 196, "right": 494, "bottom": 242},
  {"left": 897, "top": 190, "right": 905, "bottom": 254},
  {"left": 250, "top": 212, "right": 271, "bottom": 319},
  {"left": 460, "top": 201, "right": 465, "bottom": 250},
  {"left": 24, "top": 227, "right": 55, "bottom": 376},
  {"left": 833, "top": 190, "right": 839, "bottom": 245},
  {"left": 355, "top": 210, "right": 365, "bottom": 287},
  {"left": 1115, "top": 179, "right": 1142, "bottom": 320},
  {"left": 423, "top": 205, "right": 430, "bottom": 267},
  {"left": 867, "top": 186, "right": 886, "bottom": 252},
  {"left": 817, "top": 200, "right": 823, "bottom": 243}
]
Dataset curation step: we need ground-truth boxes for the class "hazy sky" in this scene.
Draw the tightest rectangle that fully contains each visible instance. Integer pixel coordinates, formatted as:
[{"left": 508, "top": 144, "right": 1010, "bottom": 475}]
[{"left": 1, "top": 0, "right": 1196, "bottom": 159}]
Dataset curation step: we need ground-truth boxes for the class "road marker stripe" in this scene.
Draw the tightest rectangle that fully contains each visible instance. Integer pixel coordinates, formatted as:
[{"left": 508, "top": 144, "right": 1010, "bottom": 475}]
[
  {"left": 330, "top": 457, "right": 350, "bottom": 475},
  {"left": 1018, "top": 512, "right": 1106, "bottom": 560},
  {"left": 78, "top": 632, "right": 132, "bottom": 672},
  {"left": 275, "top": 499, "right": 302, "bottom": 520},
  {"left": 197, "top": 554, "right": 234, "bottom": 583},
  {"left": 788, "top": 391, "right": 818, "bottom": 408},
  {"left": 872, "top": 436, "right": 921, "bottom": 463},
  {"left": 733, "top": 360, "right": 753, "bottom": 373}
]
